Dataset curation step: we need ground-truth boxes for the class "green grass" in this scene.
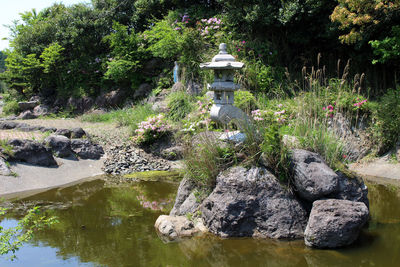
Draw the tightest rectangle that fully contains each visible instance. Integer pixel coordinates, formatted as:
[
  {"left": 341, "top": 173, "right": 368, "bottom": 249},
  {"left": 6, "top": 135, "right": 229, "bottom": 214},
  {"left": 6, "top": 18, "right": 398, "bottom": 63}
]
[{"left": 80, "top": 104, "right": 155, "bottom": 134}]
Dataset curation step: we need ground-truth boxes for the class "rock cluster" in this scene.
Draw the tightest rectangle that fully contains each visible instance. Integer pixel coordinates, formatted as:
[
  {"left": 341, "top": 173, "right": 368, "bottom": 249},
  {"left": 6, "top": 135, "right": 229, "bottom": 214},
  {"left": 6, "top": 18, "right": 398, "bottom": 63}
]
[
  {"left": 103, "top": 144, "right": 171, "bottom": 175},
  {"left": 156, "top": 148, "right": 369, "bottom": 249},
  {"left": 0, "top": 122, "right": 104, "bottom": 169}
]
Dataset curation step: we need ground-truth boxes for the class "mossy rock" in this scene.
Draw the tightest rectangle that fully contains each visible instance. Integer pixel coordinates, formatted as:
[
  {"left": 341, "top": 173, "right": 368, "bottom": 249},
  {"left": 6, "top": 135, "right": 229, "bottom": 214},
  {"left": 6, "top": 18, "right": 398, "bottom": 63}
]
[{"left": 123, "top": 170, "right": 182, "bottom": 182}]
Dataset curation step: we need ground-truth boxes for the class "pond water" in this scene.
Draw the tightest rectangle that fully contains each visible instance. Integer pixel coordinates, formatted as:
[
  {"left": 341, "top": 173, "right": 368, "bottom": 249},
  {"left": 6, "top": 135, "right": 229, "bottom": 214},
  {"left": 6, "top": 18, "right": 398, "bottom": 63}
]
[{"left": 1, "top": 178, "right": 400, "bottom": 267}]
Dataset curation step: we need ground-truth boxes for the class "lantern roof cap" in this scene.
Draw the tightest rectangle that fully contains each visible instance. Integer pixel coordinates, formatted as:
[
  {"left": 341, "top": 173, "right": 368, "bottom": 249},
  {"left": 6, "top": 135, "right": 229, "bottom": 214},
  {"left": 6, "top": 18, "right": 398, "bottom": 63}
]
[{"left": 200, "top": 43, "right": 244, "bottom": 70}]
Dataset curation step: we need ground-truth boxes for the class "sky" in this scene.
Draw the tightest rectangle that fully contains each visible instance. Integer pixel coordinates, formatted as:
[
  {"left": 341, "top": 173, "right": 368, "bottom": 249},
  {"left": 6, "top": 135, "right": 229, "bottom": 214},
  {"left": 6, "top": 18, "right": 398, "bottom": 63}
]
[{"left": 0, "top": 0, "right": 91, "bottom": 51}]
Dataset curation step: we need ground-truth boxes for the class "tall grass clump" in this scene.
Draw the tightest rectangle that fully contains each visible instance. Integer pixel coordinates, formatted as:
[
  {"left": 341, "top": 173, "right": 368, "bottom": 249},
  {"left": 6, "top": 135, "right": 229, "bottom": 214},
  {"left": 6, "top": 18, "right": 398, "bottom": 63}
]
[
  {"left": 184, "top": 133, "right": 236, "bottom": 189},
  {"left": 167, "top": 91, "right": 194, "bottom": 122}
]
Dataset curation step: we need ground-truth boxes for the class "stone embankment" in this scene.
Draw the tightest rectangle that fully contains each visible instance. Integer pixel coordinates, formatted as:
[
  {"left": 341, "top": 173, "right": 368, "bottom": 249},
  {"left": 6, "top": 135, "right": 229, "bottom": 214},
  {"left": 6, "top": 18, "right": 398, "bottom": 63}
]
[{"left": 155, "top": 149, "right": 369, "bottom": 249}]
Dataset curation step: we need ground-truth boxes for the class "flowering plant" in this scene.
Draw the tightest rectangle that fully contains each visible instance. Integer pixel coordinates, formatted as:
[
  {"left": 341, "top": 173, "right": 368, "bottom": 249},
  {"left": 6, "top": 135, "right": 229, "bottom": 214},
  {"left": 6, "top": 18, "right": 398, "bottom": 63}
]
[
  {"left": 251, "top": 104, "right": 288, "bottom": 125},
  {"left": 133, "top": 114, "right": 171, "bottom": 144},
  {"left": 182, "top": 97, "right": 214, "bottom": 134},
  {"left": 322, "top": 103, "right": 335, "bottom": 118}
]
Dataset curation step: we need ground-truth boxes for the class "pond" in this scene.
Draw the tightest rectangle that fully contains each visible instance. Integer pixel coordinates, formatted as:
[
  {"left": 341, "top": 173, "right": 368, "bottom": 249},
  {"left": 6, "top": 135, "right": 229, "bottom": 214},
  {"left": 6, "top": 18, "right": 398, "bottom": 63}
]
[{"left": 1, "top": 177, "right": 400, "bottom": 267}]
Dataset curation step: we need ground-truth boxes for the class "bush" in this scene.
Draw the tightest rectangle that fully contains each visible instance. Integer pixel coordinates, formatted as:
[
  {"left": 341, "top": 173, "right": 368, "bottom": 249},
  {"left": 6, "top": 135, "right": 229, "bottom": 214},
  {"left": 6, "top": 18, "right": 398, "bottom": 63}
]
[
  {"left": 371, "top": 88, "right": 400, "bottom": 153},
  {"left": 167, "top": 91, "right": 194, "bottom": 122},
  {"left": 2, "top": 100, "right": 19, "bottom": 115},
  {"left": 234, "top": 90, "right": 257, "bottom": 113},
  {"left": 133, "top": 114, "right": 170, "bottom": 144}
]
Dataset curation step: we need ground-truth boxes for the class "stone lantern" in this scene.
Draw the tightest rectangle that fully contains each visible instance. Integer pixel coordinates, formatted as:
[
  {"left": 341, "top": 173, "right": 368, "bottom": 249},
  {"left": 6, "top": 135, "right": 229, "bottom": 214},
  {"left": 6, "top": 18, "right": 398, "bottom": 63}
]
[{"left": 200, "top": 43, "right": 249, "bottom": 125}]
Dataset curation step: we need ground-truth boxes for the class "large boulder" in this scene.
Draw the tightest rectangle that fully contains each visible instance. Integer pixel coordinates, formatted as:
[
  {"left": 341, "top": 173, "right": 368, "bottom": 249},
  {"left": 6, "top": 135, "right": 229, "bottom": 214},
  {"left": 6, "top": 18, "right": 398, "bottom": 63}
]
[
  {"left": 95, "top": 90, "right": 126, "bottom": 108},
  {"left": 18, "top": 101, "right": 39, "bottom": 111},
  {"left": 170, "top": 178, "right": 198, "bottom": 216},
  {"left": 290, "top": 149, "right": 339, "bottom": 201},
  {"left": 70, "top": 139, "right": 104, "bottom": 159},
  {"left": 17, "top": 110, "right": 37, "bottom": 120},
  {"left": 186, "top": 80, "right": 202, "bottom": 96},
  {"left": 71, "top": 128, "right": 87, "bottom": 138},
  {"left": 154, "top": 215, "right": 207, "bottom": 243},
  {"left": 201, "top": 166, "right": 308, "bottom": 239},
  {"left": 304, "top": 199, "right": 369, "bottom": 248},
  {"left": 33, "top": 104, "right": 49, "bottom": 117},
  {"left": 133, "top": 83, "right": 152, "bottom": 99},
  {"left": 44, "top": 135, "right": 72, "bottom": 158},
  {"left": 0, "top": 121, "right": 18, "bottom": 129},
  {"left": 328, "top": 172, "right": 369, "bottom": 208},
  {"left": 55, "top": 128, "right": 72, "bottom": 138},
  {"left": 7, "top": 139, "right": 57, "bottom": 166}
]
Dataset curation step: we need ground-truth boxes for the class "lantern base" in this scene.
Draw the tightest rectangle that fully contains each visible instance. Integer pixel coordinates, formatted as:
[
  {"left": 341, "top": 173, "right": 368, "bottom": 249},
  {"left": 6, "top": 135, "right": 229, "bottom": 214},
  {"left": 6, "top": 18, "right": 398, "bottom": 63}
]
[{"left": 210, "top": 104, "right": 249, "bottom": 126}]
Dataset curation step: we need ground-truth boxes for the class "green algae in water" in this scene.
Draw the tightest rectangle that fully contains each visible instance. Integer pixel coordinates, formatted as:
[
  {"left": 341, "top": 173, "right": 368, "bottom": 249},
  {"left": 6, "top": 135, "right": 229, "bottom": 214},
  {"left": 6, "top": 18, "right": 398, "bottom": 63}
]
[
  {"left": 0, "top": 179, "right": 400, "bottom": 267},
  {"left": 123, "top": 170, "right": 182, "bottom": 182}
]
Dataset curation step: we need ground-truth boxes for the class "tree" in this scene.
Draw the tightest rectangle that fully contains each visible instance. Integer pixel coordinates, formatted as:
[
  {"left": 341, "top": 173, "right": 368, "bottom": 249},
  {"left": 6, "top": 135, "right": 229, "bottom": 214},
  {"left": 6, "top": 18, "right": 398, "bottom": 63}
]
[{"left": 331, "top": 0, "right": 400, "bottom": 44}]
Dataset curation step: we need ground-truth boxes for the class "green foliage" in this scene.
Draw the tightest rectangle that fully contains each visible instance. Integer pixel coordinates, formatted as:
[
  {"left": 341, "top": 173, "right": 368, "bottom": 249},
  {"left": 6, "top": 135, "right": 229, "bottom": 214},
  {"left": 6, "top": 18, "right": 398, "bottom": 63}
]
[
  {"left": 370, "top": 26, "right": 400, "bottom": 65},
  {"left": 0, "top": 207, "right": 58, "bottom": 260},
  {"left": 234, "top": 90, "right": 257, "bottom": 113},
  {"left": 2, "top": 100, "right": 20, "bottom": 115},
  {"left": 167, "top": 91, "right": 194, "bottom": 121},
  {"left": 371, "top": 88, "right": 400, "bottom": 153},
  {"left": 103, "top": 22, "right": 146, "bottom": 88},
  {"left": 0, "top": 139, "right": 14, "bottom": 157},
  {"left": 144, "top": 19, "right": 183, "bottom": 60}
]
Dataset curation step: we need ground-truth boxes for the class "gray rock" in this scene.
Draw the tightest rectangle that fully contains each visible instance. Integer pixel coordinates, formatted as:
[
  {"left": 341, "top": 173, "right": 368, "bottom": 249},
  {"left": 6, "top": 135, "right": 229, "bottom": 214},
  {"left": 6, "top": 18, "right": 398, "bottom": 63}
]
[
  {"left": 55, "top": 128, "right": 72, "bottom": 138},
  {"left": 329, "top": 172, "right": 369, "bottom": 208},
  {"left": 0, "top": 157, "right": 12, "bottom": 176},
  {"left": 44, "top": 135, "right": 72, "bottom": 158},
  {"left": 171, "top": 82, "right": 185, "bottom": 92},
  {"left": 179, "top": 192, "right": 200, "bottom": 215},
  {"left": 290, "top": 149, "right": 339, "bottom": 201},
  {"left": 70, "top": 139, "right": 104, "bottom": 159},
  {"left": 67, "top": 96, "right": 94, "bottom": 113},
  {"left": 18, "top": 101, "right": 39, "bottom": 111},
  {"left": 201, "top": 166, "right": 308, "bottom": 239},
  {"left": 0, "top": 121, "right": 18, "bottom": 129},
  {"left": 186, "top": 80, "right": 202, "bottom": 96},
  {"left": 160, "top": 146, "right": 184, "bottom": 160},
  {"left": 7, "top": 139, "right": 57, "bottom": 166},
  {"left": 304, "top": 199, "right": 369, "bottom": 248},
  {"left": 154, "top": 215, "right": 207, "bottom": 242},
  {"left": 71, "top": 128, "right": 86, "bottom": 138},
  {"left": 17, "top": 110, "right": 37, "bottom": 120},
  {"left": 95, "top": 90, "right": 126, "bottom": 108},
  {"left": 170, "top": 178, "right": 197, "bottom": 216},
  {"left": 40, "top": 127, "right": 56, "bottom": 133},
  {"left": 133, "top": 83, "right": 152, "bottom": 99},
  {"left": 33, "top": 105, "right": 49, "bottom": 117}
]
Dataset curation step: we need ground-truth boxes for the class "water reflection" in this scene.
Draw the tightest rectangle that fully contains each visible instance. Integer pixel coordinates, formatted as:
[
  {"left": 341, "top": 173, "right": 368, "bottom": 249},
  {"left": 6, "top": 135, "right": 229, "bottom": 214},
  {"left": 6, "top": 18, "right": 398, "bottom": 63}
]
[{"left": 0, "top": 179, "right": 399, "bottom": 267}]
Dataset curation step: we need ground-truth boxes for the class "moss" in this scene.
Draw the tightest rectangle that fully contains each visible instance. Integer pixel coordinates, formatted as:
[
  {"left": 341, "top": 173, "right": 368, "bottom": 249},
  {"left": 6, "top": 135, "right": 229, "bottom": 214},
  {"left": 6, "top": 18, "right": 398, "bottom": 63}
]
[{"left": 123, "top": 170, "right": 182, "bottom": 182}]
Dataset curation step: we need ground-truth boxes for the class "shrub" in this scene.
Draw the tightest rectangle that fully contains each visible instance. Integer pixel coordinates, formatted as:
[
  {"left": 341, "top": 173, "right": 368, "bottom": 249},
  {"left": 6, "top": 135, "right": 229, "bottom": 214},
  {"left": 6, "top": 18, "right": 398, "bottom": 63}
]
[
  {"left": 371, "top": 88, "right": 400, "bottom": 153},
  {"left": 234, "top": 90, "right": 257, "bottom": 113},
  {"left": 167, "top": 91, "right": 194, "bottom": 122},
  {"left": 2, "top": 100, "right": 19, "bottom": 115},
  {"left": 133, "top": 114, "right": 170, "bottom": 144}
]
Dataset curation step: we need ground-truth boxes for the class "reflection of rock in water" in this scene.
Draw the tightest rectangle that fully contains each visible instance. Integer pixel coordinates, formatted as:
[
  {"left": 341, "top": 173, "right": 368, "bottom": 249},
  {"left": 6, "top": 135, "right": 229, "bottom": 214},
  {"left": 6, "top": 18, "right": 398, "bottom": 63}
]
[
  {"left": 178, "top": 235, "right": 309, "bottom": 267},
  {"left": 303, "top": 249, "right": 351, "bottom": 267}
]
